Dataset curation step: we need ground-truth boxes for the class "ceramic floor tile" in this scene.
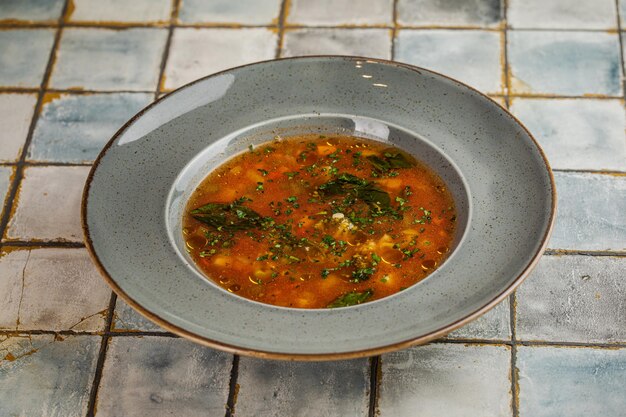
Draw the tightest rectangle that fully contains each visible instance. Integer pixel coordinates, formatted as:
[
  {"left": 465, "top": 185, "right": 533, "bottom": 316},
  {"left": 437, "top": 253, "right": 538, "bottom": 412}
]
[
  {"left": 236, "top": 357, "right": 370, "bottom": 417},
  {"left": 508, "top": 0, "right": 617, "bottom": 29},
  {"left": 50, "top": 28, "right": 168, "bottom": 91},
  {"left": 379, "top": 343, "right": 511, "bottom": 416},
  {"left": 517, "top": 346, "right": 626, "bottom": 417},
  {"left": 29, "top": 92, "right": 153, "bottom": 163},
  {"left": 446, "top": 296, "right": 511, "bottom": 340},
  {"left": 0, "top": 334, "right": 100, "bottom": 417},
  {"left": 282, "top": 28, "right": 391, "bottom": 59},
  {"left": 510, "top": 98, "right": 626, "bottom": 171},
  {"left": 620, "top": 0, "right": 626, "bottom": 27},
  {"left": 0, "top": 94, "right": 37, "bottom": 162},
  {"left": 287, "top": 0, "right": 393, "bottom": 26},
  {"left": 178, "top": 0, "right": 282, "bottom": 25},
  {"left": 0, "top": 248, "right": 26, "bottom": 329},
  {"left": 397, "top": 0, "right": 502, "bottom": 28},
  {"left": 68, "top": 0, "right": 172, "bottom": 24},
  {"left": 517, "top": 255, "right": 626, "bottom": 343},
  {"left": 507, "top": 31, "right": 622, "bottom": 97},
  {"left": 0, "top": 248, "right": 111, "bottom": 331},
  {"left": 395, "top": 29, "right": 503, "bottom": 94},
  {"left": 163, "top": 28, "right": 277, "bottom": 91},
  {"left": 112, "top": 298, "right": 165, "bottom": 332},
  {"left": 6, "top": 166, "right": 89, "bottom": 242},
  {"left": 549, "top": 172, "right": 626, "bottom": 251},
  {"left": 0, "top": 0, "right": 64, "bottom": 23},
  {"left": 0, "top": 29, "right": 56, "bottom": 88},
  {"left": 0, "top": 166, "right": 13, "bottom": 214},
  {"left": 96, "top": 337, "right": 232, "bottom": 417}
]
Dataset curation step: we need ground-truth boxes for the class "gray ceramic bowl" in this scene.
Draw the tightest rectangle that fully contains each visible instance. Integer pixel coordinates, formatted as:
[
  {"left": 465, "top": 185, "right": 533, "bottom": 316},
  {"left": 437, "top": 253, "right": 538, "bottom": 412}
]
[{"left": 83, "top": 56, "right": 555, "bottom": 360}]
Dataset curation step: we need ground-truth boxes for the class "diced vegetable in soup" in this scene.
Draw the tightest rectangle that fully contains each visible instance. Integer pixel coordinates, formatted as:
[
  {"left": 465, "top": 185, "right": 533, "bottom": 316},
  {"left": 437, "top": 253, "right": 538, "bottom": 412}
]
[{"left": 183, "top": 135, "right": 456, "bottom": 309}]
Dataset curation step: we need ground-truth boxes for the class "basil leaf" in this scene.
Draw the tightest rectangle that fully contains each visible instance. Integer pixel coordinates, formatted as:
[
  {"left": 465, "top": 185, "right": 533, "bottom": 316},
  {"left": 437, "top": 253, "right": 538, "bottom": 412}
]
[
  {"left": 327, "top": 289, "right": 374, "bottom": 308},
  {"left": 191, "top": 201, "right": 262, "bottom": 231}
]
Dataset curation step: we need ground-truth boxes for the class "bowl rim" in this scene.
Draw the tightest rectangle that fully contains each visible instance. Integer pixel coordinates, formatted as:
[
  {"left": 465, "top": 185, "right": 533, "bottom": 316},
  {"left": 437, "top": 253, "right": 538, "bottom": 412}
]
[{"left": 82, "top": 55, "right": 557, "bottom": 360}]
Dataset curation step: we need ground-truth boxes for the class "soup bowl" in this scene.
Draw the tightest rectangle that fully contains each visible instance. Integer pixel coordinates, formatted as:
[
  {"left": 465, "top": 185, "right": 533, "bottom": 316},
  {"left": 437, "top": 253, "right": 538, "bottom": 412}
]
[{"left": 82, "top": 56, "right": 555, "bottom": 360}]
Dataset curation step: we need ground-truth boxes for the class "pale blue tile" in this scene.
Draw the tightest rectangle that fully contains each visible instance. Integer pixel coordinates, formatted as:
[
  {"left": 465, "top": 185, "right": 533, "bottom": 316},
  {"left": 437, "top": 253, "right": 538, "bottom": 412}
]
[
  {"left": 518, "top": 346, "right": 626, "bottom": 417},
  {"left": 0, "top": 335, "right": 100, "bottom": 417},
  {"left": 0, "top": 29, "right": 55, "bottom": 88},
  {"left": 0, "top": 166, "right": 12, "bottom": 210},
  {"left": 446, "top": 296, "right": 511, "bottom": 340},
  {"left": 621, "top": 0, "right": 626, "bottom": 27},
  {"left": 508, "top": 0, "right": 616, "bottom": 29},
  {"left": 179, "top": 0, "right": 282, "bottom": 24},
  {"left": 112, "top": 298, "right": 165, "bottom": 332},
  {"left": 0, "top": 93, "right": 37, "bottom": 162},
  {"left": 29, "top": 93, "right": 152, "bottom": 163},
  {"left": 550, "top": 173, "right": 626, "bottom": 251},
  {"left": 236, "top": 357, "right": 370, "bottom": 417},
  {"left": 288, "top": 0, "right": 393, "bottom": 26},
  {"left": 0, "top": 0, "right": 65, "bottom": 22},
  {"left": 395, "top": 29, "right": 503, "bottom": 94},
  {"left": 397, "top": 0, "right": 502, "bottom": 28},
  {"left": 69, "top": 0, "right": 172, "bottom": 23},
  {"left": 517, "top": 255, "right": 626, "bottom": 343},
  {"left": 508, "top": 31, "right": 622, "bottom": 96},
  {"left": 50, "top": 28, "right": 168, "bottom": 91},
  {"left": 283, "top": 28, "right": 391, "bottom": 59},
  {"left": 510, "top": 98, "right": 626, "bottom": 171},
  {"left": 96, "top": 337, "right": 232, "bottom": 416},
  {"left": 379, "top": 344, "right": 511, "bottom": 416}
]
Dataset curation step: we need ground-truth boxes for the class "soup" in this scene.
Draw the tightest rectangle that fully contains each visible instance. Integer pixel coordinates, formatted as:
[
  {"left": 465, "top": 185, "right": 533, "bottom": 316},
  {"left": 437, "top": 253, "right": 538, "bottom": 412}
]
[{"left": 183, "top": 135, "right": 456, "bottom": 308}]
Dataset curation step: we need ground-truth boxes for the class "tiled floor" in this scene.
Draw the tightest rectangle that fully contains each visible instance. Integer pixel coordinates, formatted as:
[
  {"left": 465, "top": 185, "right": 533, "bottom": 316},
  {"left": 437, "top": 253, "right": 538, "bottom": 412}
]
[{"left": 0, "top": 0, "right": 624, "bottom": 416}]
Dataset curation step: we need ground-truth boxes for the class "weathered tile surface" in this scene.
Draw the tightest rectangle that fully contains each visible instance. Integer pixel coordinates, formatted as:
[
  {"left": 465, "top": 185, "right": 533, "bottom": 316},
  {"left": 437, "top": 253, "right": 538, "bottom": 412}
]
[
  {"left": 549, "top": 172, "right": 626, "bottom": 251},
  {"left": 510, "top": 98, "right": 626, "bottom": 171},
  {"left": 96, "top": 337, "right": 232, "bottom": 416},
  {"left": 0, "top": 167, "right": 13, "bottom": 214},
  {"left": 0, "top": 248, "right": 26, "bottom": 329},
  {"left": 0, "top": 29, "right": 55, "bottom": 88},
  {"left": 178, "top": 0, "right": 282, "bottom": 24},
  {"left": 517, "top": 255, "right": 626, "bottom": 343},
  {"left": 395, "top": 29, "right": 502, "bottom": 94},
  {"left": 379, "top": 343, "right": 511, "bottom": 416},
  {"left": 282, "top": 28, "right": 391, "bottom": 59},
  {"left": 0, "top": 0, "right": 65, "bottom": 22},
  {"left": 163, "top": 28, "right": 277, "bottom": 90},
  {"left": 397, "top": 0, "right": 502, "bottom": 27},
  {"left": 287, "top": 0, "right": 393, "bottom": 26},
  {"left": 50, "top": 28, "right": 168, "bottom": 91},
  {"left": 0, "top": 335, "right": 100, "bottom": 417},
  {"left": 236, "top": 357, "right": 370, "bottom": 417},
  {"left": 6, "top": 166, "right": 89, "bottom": 241},
  {"left": 69, "top": 0, "right": 172, "bottom": 23},
  {"left": 0, "top": 93, "right": 37, "bottom": 162},
  {"left": 446, "top": 296, "right": 511, "bottom": 340},
  {"left": 112, "top": 298, "right": 165, "bottom": 332},
  {"left": 508, "top": 0, "right": 617, "bottom": 29},
  {"left": 29, "top": 92, "right": 152, "bottom": 163},
  {"left": 508, "top": 31, "right": 622, "bottom": 96},
  {"left": 517, "top": 346, "right": 626, "bottom": 417}
]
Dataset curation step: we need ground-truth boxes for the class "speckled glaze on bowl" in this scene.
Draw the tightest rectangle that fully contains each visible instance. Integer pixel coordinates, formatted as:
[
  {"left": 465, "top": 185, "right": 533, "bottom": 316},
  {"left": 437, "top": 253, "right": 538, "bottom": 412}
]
[{"left": 82, "top": 56, "right": 555, "bottom": 360}]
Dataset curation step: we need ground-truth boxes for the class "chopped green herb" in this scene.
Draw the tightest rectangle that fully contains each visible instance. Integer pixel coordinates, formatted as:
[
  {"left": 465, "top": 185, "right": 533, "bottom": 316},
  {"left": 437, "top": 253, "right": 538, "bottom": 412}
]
[{"left": 327, "top": 289, "right": 374, "bottom": 308}]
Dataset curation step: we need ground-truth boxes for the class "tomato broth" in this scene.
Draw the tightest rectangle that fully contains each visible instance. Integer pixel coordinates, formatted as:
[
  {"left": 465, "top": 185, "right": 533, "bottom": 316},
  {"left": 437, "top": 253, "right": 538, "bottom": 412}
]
[{"left": 183, "top": 135, "right": 457, "bottom": 308}]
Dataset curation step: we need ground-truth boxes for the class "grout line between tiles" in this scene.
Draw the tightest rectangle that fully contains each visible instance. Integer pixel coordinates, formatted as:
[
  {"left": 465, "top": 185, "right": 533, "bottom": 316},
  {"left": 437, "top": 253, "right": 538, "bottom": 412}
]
[
  {"left": 1, "top": 240, "right": 86, "bottom": 248},
  {"left": 544, "top": 249, "right": 626, "bottom": 257},
  {"left": 0, "top": 2, "right": 67, "bottom": 243},
  {"left": 85, "top": 292, "right": 117, "bottom": 417},
  {"left": 390, "top": 0, "right": 399, "bottom": 60},
  {"left": 154, "top": 0, "right": 181, "bottom": 97},
  {"left": 615, "top": 0, "right": 626, "bottom": 100},
  {"left": 224, "top": 355, "right": 240, "bottom": 417},
  {"left": 368, "top": 355, "right": 381, "bottom": 417},
  {"left": 274, "top": 0, "right": 288, "bottom": 58}
]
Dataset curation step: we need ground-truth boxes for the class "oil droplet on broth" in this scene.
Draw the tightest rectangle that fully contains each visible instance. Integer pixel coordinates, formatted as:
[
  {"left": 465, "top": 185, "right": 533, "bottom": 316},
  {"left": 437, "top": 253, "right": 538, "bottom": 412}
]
[
  {"left": 186, "top": 235, "right": 207, "bottom": 250},
  {"left": 421, "top": 259, "right": 437, "bottom": 270},
  {"left": 228, "top": 284, "right": 241, "bottom": 293}
]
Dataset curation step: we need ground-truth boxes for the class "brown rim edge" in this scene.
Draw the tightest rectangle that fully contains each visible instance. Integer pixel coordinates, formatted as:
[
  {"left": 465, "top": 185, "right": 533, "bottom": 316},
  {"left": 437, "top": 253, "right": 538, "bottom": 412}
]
[{"left": 81, "top": 55, "right": 557, "bottom": 361}]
